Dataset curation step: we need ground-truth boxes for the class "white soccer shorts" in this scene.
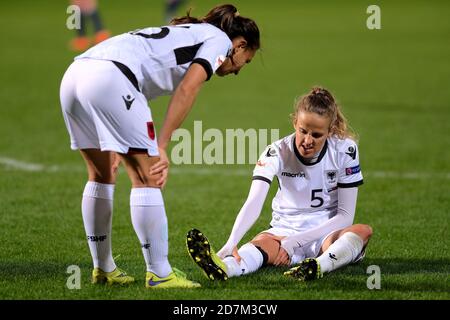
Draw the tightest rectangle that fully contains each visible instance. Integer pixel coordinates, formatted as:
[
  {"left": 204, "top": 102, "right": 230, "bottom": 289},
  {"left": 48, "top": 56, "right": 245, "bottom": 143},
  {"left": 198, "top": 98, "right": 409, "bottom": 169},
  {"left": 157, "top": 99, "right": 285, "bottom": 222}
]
[
  {"left": 261, "top": 227, "right": 335, "bottom": 265},
  {"left": 262, "top": 226, "right": 366, "bottom": 265},
  {"left": 59, "top": 58, "right": 159, "bottom": 156}
]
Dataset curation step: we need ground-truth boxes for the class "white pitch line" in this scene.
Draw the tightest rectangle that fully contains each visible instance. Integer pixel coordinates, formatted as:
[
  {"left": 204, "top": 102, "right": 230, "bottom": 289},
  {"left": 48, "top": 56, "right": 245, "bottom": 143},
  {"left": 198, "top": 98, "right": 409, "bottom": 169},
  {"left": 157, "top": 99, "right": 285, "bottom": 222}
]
[
  {"left": 0, "top": 156, "right": 449, "bottom": 179},
  {"left": 0, "top": 156, "right": 45, "bottom": 172},
  {"left": 0, "top": 156, "right": 85, "bottom": 173}
]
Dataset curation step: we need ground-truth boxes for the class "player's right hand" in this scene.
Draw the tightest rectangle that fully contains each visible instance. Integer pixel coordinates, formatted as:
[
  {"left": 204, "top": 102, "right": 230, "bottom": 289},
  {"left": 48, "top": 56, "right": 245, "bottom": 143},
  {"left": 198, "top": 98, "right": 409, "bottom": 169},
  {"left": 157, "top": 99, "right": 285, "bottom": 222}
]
[
  {"left": 218, "top": 245, "right": 241, "bottom": 263},
  {"left": 111, "top": 152, "right": 121, "bottom": 176},
  {"left": 150, "top": 147, "right": 169, "bottom": 188}
]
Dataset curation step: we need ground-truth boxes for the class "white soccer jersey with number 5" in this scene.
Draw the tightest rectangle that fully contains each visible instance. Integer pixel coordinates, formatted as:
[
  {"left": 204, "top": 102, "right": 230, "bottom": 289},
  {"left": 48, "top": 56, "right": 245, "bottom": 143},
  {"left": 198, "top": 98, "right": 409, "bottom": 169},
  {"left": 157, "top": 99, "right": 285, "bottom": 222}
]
[
  {"left": 253, "top": 133, "right": 363, "bottom": 232},
  {"left": 75, "top": 23, "right": 232, "bottom": 100}
]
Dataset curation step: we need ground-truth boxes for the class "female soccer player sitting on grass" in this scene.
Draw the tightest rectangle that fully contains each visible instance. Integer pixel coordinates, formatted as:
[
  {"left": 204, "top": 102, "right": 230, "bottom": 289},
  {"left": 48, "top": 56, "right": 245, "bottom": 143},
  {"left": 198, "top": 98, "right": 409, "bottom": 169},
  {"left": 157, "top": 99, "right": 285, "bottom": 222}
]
[{"left": 187, "top": 87, "right": 373, "bottom": 281}]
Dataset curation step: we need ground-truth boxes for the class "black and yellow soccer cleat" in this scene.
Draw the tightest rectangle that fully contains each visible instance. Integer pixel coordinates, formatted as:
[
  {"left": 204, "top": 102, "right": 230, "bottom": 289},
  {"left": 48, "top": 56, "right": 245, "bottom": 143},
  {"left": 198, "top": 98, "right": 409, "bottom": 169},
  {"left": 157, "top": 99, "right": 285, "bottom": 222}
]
[
  {"left": 186, "top": 228, "right": 228, "bottom": 281},
  {"left": 283, "top": 258, "right": 323, "bottom": 281}
]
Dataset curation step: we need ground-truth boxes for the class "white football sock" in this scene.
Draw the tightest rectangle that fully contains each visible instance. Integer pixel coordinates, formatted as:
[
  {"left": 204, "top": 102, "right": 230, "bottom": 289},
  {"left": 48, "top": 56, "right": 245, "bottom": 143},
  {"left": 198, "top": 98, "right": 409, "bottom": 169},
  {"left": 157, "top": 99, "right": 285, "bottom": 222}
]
[
  {"left": 82, "top": 181, "right": 116, "bottom": 272},
  {"left": 222, "top": 243, "right": 264, "bottom": 277},
  {"left": 130, "top": 187, "right": 171, "bottom": 277},
  {"left": 317, "top": 232, "right": 364, "bottom": 274}
]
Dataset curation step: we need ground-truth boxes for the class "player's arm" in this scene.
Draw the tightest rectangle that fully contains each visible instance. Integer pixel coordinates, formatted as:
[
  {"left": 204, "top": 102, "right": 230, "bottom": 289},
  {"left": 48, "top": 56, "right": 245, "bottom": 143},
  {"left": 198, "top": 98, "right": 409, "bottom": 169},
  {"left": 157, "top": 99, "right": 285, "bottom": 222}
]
[
  {"left": 153, "top": 31, "right": 231, "bottom": 170},
  {"left": 280, "top": 187, "right": 359, "bottom": 258},
  {"left": 219, "top": 144, "right": 280, "bottom": 259},
  {"left": 150, "top": 63, "right": 207, "bottom": 186},
  {"left": 217, "top": 179, "right": 271, "bottom": 259},
  {"left": 157, "top": 63, "right": 207, "bottom": 150}
]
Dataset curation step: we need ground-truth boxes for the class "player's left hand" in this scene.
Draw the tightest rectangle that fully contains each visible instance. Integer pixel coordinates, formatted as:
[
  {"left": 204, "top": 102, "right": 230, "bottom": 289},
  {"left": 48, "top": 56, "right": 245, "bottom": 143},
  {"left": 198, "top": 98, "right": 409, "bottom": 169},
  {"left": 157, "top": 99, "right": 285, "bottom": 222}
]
[
  {"left": 273, "top": 247, "right": 290, "bottom": 266},
  {"left": 270, "top": 235, "right": 289, "bottom": 266}
]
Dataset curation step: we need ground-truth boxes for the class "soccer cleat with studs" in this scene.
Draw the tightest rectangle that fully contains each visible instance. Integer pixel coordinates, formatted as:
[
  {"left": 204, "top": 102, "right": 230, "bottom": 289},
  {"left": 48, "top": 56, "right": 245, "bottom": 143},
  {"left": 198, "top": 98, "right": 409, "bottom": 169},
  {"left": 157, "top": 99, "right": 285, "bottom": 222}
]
[
  {"left": 186, "top": 228, "right": 228, "bottom": 281},
  {"left": 283, "top": 258, "right": 323, "bottom": 281}
]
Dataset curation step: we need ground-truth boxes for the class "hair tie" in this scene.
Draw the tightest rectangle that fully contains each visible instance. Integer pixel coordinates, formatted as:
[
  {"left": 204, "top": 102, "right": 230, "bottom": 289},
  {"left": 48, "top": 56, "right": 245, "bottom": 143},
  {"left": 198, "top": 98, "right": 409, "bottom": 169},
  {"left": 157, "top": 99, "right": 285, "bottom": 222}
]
[{"left": 312, "top": 88, "right": 323, "bottom": 95}]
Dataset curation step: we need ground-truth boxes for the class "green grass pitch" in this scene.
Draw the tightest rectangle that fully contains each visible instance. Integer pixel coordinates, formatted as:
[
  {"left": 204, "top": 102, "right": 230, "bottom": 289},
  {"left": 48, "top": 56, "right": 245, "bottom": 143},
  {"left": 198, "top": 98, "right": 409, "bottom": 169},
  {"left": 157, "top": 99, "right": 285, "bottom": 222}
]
[{"left": 0, "top": 0, "right": 449, "bottom": 300}]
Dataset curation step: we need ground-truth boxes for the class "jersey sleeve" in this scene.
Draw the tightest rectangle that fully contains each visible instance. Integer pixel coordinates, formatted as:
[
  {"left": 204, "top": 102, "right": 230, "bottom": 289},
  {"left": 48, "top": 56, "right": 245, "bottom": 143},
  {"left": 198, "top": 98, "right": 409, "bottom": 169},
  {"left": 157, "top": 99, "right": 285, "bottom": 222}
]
[
  {"left": 252, "top": 144, "right": 281, "bottom": 184},
  {"left": 191, "top": 35, "right": 232, "bottom": 80},
  {"left": 337, "top": 140, "right": 364, "bottom": 188}
]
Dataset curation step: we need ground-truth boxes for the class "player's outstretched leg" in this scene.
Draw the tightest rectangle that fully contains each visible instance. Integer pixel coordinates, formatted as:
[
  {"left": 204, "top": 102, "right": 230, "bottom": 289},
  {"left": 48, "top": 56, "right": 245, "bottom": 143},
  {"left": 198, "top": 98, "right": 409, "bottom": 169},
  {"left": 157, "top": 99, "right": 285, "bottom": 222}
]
[
  {"left": 92, "top": 267, "right": 135, "bottom": 286},
  {"left": 146, "top": 267, "right": 201, "bottom": 289},
  {"left": 186, "top": 228, "right": 228, "bottom": 281},
  {"left": 283, "top": 258, "right": 323, "bottom": 281}
]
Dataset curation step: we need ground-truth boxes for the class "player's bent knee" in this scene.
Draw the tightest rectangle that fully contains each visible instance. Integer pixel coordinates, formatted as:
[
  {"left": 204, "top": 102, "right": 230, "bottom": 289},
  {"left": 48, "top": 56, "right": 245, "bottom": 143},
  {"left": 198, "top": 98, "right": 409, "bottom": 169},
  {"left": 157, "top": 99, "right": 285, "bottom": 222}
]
[
  {"left": 131, "top": 174, "right": 161, "bottom": 188},
  {"left": 364, "top": 224, "right": 373, "bottom": 240},
  {"left": 251, "top": 236, "right": 281, "bottom": 265},
  {"left": 119, "top": 153, "right": 162, "bottom": 188},
  {"left": 125, "top": 166, "right": 161, "bottom": 187},
  {"left": 357, "top": 223, "right": 373, "bottom": 238},
  {"left": 351, "top": 224, "right": 373, "bottom": 242},
  {"left": 88, "top": 170, "right": 116, "bottom": 184},
  {"left": 364, "top": 224, "right": 373, "bottom": 244},
  {"left": 251, "top": 233, "right": 271, "bottom": 243},
  {"left": 89, "top": 175, "right": 116, "bottom": 185}
]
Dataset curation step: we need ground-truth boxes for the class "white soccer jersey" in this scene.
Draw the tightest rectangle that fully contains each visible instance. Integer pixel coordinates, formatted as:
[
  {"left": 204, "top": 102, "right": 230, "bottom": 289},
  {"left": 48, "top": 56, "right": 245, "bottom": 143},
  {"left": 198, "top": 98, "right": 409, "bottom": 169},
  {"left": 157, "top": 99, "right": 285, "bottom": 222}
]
[
  {"left": 253, "top": 133, "right": 363, "bottom": 232},
  {"left": 75, "top": 23, "right": 232, "bottom": 100}
]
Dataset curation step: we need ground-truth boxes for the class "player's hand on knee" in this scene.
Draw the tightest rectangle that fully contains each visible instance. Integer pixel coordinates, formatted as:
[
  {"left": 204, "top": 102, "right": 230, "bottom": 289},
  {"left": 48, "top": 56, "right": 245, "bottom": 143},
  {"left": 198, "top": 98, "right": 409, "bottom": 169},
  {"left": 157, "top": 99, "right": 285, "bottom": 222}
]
[
  {"left": 157, "top": 166, "right": 168, "bottom": 189},
  {"left": 273, "top": 247, "right": 290, "bottom": 266},
  {"left": 150, "top": 147, "right": 169, "bottom": 188},
  {"left": 111, "top": 153, "right": 121, "bottom": 175}
]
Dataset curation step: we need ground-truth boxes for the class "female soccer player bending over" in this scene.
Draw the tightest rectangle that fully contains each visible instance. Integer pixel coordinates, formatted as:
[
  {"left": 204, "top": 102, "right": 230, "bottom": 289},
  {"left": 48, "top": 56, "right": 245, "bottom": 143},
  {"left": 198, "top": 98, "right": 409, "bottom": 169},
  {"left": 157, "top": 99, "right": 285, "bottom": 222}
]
[
  {"left": 60, "top": 4, "right": 260, "bottom": 288},
  {"left": 187, "top": 87, "right": 373, "bottom": 281}
]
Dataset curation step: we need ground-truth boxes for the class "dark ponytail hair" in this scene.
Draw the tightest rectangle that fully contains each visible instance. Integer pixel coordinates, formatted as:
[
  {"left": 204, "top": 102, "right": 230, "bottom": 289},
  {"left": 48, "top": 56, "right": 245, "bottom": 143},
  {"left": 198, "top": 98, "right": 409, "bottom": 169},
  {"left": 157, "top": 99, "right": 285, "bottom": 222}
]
[{"left": 170, "top": 4, "right": 260, "bottom": 50}]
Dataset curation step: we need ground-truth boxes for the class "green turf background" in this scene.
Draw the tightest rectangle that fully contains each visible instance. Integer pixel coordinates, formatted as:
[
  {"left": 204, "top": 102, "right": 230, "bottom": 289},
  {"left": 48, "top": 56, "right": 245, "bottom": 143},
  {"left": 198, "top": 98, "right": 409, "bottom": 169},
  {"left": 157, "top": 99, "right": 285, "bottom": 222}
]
[{"left": 0, "top": 0, "right": 449, "bottom": 299}]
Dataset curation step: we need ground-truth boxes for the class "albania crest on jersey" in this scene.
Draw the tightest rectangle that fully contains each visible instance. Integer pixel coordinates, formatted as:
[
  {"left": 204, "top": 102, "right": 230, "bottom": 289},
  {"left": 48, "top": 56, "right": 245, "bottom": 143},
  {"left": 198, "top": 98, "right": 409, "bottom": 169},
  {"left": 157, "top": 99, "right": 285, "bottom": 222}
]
[{"left": 325, "top": 170, "right": 337, "bottom": 184}]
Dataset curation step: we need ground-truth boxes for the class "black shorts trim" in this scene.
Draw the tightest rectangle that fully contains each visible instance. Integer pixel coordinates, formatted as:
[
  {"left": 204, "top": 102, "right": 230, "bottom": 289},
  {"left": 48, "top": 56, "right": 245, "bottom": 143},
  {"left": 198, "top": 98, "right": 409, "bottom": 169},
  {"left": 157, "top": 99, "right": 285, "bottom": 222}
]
[
  {"left": 254, "top": 245, "right": 269, "bottom": 266},
  {"left": 111, "top": 61, "right": 140, "bottom": 92},
  {"left": 338, "top": 180, "right": 364, "bottom": 188},
  {"left": 192, "top": 58, "right": 213, "bottom": 81},
  {"left": 252, "top": 176, "right": 272, "bottom": 185},
  {"left": 127, "top": 148, "right": 148, "bottom": 155}
]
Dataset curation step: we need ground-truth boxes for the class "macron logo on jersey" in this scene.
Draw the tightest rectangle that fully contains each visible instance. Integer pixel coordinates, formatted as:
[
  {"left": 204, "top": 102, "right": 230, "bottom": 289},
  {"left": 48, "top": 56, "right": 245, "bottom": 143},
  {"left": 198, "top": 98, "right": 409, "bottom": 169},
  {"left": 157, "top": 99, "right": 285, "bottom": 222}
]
[
  {"left": 346, "top": 165, "right": 361, "bottom": 175},
  {"left": 281, "top": 171, "right": 306, "bottom": 178},
  {"left": 122, "top": 95, "right": 135, "bottom": 110}
]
